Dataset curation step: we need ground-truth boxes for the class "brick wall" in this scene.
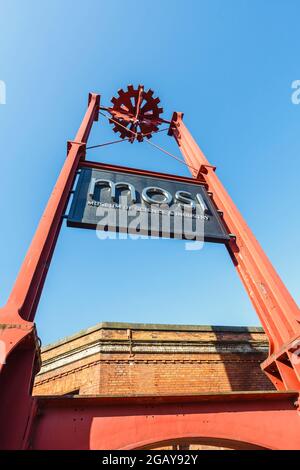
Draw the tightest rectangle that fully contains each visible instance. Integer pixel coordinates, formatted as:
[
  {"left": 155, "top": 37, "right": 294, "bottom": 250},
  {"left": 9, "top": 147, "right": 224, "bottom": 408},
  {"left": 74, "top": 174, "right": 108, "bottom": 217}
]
[{"left": 33, "top": 322, "right": 274, "bottom": 396}]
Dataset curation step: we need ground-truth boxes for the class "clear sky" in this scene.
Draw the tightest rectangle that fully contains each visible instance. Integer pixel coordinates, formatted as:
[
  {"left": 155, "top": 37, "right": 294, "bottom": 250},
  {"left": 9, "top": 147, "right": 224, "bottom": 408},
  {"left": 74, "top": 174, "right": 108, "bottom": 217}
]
[{"left": 0, "top": 0, "right": 299, "bottom": 345}]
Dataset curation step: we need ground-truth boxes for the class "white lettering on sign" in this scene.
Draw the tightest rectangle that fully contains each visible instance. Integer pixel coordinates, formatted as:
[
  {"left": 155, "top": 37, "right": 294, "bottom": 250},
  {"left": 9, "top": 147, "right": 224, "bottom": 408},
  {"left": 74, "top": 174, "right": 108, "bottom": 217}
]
[{"left": 88, "top": 177, "right": 207, "bottom": 211}]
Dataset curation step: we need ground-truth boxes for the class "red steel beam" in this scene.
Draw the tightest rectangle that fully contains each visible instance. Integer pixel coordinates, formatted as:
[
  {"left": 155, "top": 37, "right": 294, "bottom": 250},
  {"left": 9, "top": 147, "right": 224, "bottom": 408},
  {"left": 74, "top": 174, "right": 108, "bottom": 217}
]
[
  {"left": 168, "top": 112, "right": 300, "bottom": 390},
  {"left": 0, "top": 93, "right": 100, "bottom": 450},
  {"left": 1, "top": 91, "right": 299, "bottom": 450},
  {"left": 3, "top": 93, "right": 100, "bottom": 324},
  {"left": 30, "top": 392, "right": 300, "bottom": 450},
  {"left": 80, "top": 159, "right": 208, "bottom": 186}
]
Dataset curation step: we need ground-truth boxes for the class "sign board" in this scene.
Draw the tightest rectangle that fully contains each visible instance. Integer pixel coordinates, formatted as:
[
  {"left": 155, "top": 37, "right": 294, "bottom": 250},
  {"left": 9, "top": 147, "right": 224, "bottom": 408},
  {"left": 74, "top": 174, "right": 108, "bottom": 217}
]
[{"left": 67, "top": 167, "right": 230, "bottom": 243}]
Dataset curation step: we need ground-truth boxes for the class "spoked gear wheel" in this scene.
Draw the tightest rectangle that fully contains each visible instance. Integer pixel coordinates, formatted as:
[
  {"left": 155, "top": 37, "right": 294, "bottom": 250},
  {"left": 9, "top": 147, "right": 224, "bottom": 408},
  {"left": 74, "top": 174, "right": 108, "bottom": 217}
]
[{"left": 107, "top": 84, "right": 164, "bottom": 143}]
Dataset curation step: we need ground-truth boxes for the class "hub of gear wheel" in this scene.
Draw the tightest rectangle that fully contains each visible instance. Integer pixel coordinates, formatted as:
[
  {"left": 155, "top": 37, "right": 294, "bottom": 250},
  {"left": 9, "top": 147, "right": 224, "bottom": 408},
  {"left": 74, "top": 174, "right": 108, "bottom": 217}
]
[{"left": 107, "top": 84, "right": 164, "bottom": 143}]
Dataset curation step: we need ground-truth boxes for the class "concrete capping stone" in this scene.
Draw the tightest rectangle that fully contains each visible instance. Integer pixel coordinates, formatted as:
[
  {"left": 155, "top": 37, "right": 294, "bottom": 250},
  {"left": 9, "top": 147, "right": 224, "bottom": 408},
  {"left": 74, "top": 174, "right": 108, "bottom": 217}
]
[{"left": 41, "top": 321, "right": 264, "bottom": 353}]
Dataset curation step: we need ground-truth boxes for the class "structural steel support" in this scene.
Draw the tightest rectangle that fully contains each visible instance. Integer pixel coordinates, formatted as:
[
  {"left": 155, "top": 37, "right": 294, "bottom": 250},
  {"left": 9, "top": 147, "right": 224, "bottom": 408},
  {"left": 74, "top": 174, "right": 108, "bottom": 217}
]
[
  {"left": 0, "top": 90, "right": 299, "bottom": 450},
  {"left": 0, "top": 93, "right": 100, "bottom": 449},
  {"left": 30, "top": 392, "right": 300, "bottom": 450},
  {"left": 168, "top": 112, "right": 300, "bottom": 390}
]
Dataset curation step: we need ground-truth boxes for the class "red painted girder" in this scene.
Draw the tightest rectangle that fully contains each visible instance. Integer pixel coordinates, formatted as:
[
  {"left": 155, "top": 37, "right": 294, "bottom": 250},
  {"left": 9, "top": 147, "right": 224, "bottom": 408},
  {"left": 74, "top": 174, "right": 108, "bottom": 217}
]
[
  {"left": 80, "top": 160, "right": 208, "bottom": 187},
  {"left": 0, "top": 93, "right": 100, "bottom": 450},
  {"left": 1, "top": 93, "right": 99, "bottom": 324},
  {"left": 169, "top": 112, "right": 300, "bottom": 389},
  {"left": 30, "top": 392, "right": 300, "bottom": 450}
]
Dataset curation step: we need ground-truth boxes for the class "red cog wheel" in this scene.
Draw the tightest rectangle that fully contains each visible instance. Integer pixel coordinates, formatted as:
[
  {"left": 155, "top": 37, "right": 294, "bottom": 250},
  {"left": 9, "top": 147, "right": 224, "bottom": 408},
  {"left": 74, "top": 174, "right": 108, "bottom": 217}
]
[{"left": 107, "top": 85, "right": 164, "bottom": 143}]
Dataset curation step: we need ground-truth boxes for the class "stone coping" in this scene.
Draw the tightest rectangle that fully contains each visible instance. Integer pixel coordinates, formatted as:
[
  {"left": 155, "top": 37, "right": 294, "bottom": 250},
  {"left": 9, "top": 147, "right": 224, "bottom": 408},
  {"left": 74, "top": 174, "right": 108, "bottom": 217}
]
[{"left": 42, "top": 321, "right": 264, "bottom": 353}]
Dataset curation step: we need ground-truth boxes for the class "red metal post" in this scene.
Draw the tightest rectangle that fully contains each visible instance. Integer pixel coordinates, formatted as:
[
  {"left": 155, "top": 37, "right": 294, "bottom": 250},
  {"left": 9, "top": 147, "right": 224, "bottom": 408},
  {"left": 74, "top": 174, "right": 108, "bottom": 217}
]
[
  {"left": 0, "top": 93, "right": 100, "bottom": 449},
  {"left": 169, "top": 112, "right": 300, "bottom": 390},
  {"left": 1, "top": 87, "right": 299, "bottom": 450}
]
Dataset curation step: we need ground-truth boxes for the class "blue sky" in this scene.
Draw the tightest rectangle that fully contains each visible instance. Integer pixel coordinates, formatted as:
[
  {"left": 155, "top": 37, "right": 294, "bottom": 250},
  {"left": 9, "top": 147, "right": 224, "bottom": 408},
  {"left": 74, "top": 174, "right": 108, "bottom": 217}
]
[{"left": 0, "top": 0, "right": 299, "bottom": 345}]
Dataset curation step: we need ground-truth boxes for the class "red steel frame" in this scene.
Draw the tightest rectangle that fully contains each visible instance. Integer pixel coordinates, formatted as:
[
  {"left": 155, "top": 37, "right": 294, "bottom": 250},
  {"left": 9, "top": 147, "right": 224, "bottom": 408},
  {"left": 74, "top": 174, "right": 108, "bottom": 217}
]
[
  {"left": 168, "top": 112, "right": 300, "bottom": 390},
  {"left": 0, "top": 93, "right": 299, "bottom": 450},
  {"left": 31, "top": 392, "right": 300, "bottom": 450}
]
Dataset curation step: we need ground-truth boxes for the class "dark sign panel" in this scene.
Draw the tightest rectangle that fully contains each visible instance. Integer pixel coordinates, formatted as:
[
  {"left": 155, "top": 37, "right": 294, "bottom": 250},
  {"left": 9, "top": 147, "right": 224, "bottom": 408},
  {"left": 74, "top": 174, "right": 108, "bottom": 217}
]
[{"left": 67, "top": 167, "right": 230, "bottom": 243}]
